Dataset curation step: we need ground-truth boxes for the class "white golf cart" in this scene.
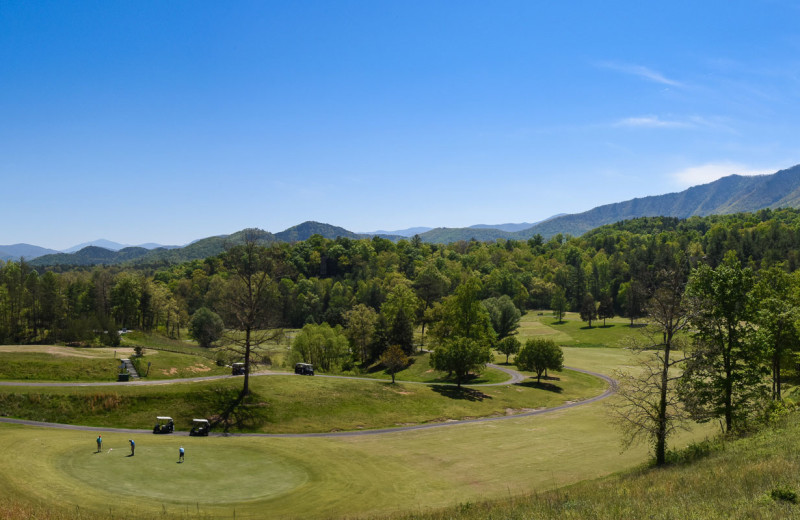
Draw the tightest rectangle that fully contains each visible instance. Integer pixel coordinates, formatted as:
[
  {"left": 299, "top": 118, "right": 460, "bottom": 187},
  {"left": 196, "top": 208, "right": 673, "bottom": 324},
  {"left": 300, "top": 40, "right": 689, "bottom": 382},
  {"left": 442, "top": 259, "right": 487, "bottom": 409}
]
[
  {"left": 153, "top": 416, "right": 174, "bottom": 434},
  {"left": 189, "top": 418, "right": 211, "bottom": 437}
]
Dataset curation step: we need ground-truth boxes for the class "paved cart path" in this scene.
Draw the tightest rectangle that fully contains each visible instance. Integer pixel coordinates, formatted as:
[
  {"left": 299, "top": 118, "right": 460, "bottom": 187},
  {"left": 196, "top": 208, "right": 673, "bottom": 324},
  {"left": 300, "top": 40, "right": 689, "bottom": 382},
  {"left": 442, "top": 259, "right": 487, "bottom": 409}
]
[
  {"left": 0, "top": 363, "right": 524, "bottom": 388},
  {"left": 0, "top": 365, "right": 615, "bottom": 438}
]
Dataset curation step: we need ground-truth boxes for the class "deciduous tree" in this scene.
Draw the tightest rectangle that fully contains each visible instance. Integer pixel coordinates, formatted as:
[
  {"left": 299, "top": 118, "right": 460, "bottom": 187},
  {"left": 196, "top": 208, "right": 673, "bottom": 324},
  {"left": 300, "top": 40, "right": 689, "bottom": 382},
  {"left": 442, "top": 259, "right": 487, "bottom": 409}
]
[
  {"left": 496, "top": 336, "right": 520, "bottom": 364},
  {"left": 379, "top": 344, "right": 409, "bottom": 383},
  {"left": 343, "top": 303, "right": 378, "bottom": 364},
  {"left": 515, "top": 338, "right": 563, "bottom": 383},
  {"left": 430, "top": 337, "right": 492, "bottom": 387},
  {"left": 481, "top": 295, "right": 521, "bottom": 341},
  {"left": 189, "top": 307, "right": 224, "bottom": 348},
  {"left": 679, "top": 252, "right": 765, "bottom": 433},
  {"left": 550, "top": 286, "right": 567, "bottom": 323}
]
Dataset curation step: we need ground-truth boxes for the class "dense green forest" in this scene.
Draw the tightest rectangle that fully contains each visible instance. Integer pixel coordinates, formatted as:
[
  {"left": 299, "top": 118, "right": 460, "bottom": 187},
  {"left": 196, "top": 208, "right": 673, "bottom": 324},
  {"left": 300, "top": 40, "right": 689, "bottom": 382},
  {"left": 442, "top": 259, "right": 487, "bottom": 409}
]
[{"left": 3, "top": 208, "right": 800, "bottom": 349}]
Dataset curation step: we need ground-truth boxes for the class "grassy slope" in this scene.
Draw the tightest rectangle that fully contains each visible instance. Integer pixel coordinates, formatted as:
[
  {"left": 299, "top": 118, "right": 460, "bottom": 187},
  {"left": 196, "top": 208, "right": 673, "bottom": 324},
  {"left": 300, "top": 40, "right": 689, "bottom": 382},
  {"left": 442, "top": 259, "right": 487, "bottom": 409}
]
[
  {"left": 0, "top": 367, "right": 602, "bottom": 433},
  {"left": 343, "top": 352, "right": 509, "bottom": 384},
  {"left": 0, "top": 351, "right": 118, "bottom": 381},
  {"left": 0, "top": 345, "right": 228, "bottom": 382},
  {"left": 391, "top": 414, "right": 800, "bottom": 520}
]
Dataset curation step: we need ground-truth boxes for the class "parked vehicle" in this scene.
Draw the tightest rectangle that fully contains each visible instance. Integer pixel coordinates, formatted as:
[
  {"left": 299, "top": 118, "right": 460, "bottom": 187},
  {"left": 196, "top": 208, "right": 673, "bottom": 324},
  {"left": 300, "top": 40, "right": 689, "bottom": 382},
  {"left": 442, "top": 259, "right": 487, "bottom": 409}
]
[
  {"left": 294, "top": 363, "right": 314, "bottom": 376},
  {"left": 231, "top": 362, "right": 246, "bottom": 375},
  {"left": 189, "top": 418, "right": 210, "bottom": 436},
  {"left": 153, "top": 416, "right": 174, "bottom": 434}
]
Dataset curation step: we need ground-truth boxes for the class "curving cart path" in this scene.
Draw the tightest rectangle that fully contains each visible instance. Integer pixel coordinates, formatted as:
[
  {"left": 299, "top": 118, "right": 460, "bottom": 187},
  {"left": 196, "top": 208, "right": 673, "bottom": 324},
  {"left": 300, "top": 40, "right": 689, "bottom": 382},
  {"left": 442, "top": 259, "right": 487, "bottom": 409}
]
[{"left": 0, "top": 364, "right": 616, "bottom": 438}]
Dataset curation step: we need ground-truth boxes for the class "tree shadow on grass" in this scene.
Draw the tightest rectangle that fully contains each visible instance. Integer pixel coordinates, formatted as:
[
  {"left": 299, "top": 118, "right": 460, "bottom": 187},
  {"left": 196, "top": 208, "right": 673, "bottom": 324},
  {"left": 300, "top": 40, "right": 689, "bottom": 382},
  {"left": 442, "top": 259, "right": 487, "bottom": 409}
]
[
  {"left": 430, "top": 386, "right": 492, "bottom": 402},
  {"left": 202, "top": 387, "right": 270, "bottom": 433},
  {"left": 514, "top": 380, "right": 563, "bottom": 393}
]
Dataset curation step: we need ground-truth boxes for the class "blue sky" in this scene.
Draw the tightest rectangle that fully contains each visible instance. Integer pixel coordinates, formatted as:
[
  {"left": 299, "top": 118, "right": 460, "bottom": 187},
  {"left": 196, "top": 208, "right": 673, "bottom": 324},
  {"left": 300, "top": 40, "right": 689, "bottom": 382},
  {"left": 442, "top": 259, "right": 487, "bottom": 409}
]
[{"left": 2, "top": 1, "right": 799, "bottom": 250}]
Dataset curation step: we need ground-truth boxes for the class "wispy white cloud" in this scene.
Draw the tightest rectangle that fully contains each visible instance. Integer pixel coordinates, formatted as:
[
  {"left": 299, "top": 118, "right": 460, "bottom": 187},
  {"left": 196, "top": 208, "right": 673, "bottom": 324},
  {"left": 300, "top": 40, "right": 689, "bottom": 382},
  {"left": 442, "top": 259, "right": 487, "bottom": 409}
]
[
  {"left": 597, "top": 61, "right": 684, "bottom": 87},
  {"left": 614, "top": 115, "right": 737, "bottom": 133},
  {"left": 615, "top": 116, "right": 689, "bottom": 128},
  {"left": 671, "top": 162, "right": 775, "bottom": 187}
]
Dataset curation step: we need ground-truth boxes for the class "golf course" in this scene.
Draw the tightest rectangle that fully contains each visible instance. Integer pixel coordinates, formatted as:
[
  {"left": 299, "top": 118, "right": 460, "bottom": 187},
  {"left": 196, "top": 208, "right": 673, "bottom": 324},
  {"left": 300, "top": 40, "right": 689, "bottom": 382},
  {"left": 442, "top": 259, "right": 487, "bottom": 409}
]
[{"left": 0, "top": 314, "right": 715, "bottom": 519}]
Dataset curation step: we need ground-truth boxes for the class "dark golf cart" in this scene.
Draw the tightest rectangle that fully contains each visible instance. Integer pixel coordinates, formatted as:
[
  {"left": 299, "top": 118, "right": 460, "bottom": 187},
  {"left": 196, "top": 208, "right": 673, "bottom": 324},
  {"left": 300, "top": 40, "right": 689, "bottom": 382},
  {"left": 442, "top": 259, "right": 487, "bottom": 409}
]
[
  {"left": 231, "top": 362, "right": 246, "bottom": 376},
  {"left": 294, "top": 363, "right": 314, "bottom": 376},
  {"left": 189, "top": 418, "right": 210, "bottom": 437},
  {"left": 153, "top": 416, "right": 174, "bottom": 434}
]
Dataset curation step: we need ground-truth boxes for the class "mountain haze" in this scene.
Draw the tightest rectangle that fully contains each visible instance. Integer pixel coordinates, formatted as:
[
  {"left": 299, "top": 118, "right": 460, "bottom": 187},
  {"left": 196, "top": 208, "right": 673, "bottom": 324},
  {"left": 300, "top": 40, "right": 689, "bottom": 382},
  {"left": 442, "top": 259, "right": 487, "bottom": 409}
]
[
  {"left": 513, "top": 164, "right": 800, "bottom": 239},
  {"left": 19, "top": 164, "right": 800, "bottom": 266},
  {"left": 0, "top": 244, "right": 60, "bottom": 262}
]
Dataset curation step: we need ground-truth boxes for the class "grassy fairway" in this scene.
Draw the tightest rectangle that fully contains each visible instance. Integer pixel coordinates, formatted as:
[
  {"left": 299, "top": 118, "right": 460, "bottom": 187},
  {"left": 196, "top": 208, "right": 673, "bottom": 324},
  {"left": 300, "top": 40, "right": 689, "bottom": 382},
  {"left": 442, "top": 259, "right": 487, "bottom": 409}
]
[
  {"left": 0, "top": 396, "right": 712, "bottom": 519},
  {"left": 516, "top": 311, "right": 641, "bottom": 348}
]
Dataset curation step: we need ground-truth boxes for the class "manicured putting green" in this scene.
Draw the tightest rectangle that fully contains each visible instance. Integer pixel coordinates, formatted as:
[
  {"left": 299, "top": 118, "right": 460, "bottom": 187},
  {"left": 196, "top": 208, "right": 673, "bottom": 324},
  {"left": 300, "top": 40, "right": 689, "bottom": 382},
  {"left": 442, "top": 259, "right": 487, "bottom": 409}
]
[{"left": 56, "top": 436, "right": 309, "bottom": 504}]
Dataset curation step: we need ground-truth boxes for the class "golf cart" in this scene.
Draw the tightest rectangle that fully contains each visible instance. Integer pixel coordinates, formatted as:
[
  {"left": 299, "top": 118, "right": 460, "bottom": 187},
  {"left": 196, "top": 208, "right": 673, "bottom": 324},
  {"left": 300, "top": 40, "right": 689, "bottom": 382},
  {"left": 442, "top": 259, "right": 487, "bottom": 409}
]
[
  {"left": 294, "top": 363, "right": 314, "bottom": 376},
  {"left": 153, "top": 416, "right": 174, "bottom": 434},
  {"left": 189, "top": 418, "right": 210, "bottom": 437},
  {"left": 231, "top": 362, "right": 246, "bottom": 376}
]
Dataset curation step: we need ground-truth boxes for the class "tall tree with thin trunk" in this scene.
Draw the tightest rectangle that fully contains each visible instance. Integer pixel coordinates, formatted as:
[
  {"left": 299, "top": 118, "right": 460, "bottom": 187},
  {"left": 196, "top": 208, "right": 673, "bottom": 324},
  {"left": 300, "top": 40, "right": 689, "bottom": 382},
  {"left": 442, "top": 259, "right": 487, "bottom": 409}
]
[
  {"left": 752, "top": 265, "right": 800, "bottom": 401},
  {"left": 550, "top": 286, "right": 567, "bottom": 323},
  {"left": 344, "top": 303, "right": 378, "bottom": 364},
  {"left": 611, "top": 266, "right": 692, "bottom": 466},
  {"left": 220, "top": 232, "right": 280, "bottom": 397},
  {"left": 679, "top": 251, "right": 765, "bottom": 433}
]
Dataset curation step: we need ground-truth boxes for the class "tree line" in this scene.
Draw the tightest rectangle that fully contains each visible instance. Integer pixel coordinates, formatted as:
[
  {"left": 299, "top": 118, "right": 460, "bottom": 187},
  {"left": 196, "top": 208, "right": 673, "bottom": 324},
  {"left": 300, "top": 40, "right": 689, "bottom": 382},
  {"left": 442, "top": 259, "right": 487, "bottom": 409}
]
[{"left": 3, "top": 208, "right": 800, "bottom": 350}]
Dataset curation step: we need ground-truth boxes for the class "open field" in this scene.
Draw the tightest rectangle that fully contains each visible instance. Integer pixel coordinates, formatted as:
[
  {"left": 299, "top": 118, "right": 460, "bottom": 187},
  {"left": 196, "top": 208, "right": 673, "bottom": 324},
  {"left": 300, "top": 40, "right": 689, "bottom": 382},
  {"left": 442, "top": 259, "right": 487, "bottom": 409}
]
[{"left": 0, "top": 347, "right": 716, "bottom": 519}]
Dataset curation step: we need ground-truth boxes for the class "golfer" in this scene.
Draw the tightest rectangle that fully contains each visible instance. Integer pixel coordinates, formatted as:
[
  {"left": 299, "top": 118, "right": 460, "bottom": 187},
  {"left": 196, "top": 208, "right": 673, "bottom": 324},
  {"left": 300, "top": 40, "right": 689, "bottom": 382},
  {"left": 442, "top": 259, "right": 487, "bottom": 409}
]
[
  {"left": 129, "top": 439, "right": 135, "bottom": 456},
  {"left": 178, "top": 446, "right": 184, "bottom": 462},
  {"left": 96, "top": 435, "right": 102, "bottom": 452}
]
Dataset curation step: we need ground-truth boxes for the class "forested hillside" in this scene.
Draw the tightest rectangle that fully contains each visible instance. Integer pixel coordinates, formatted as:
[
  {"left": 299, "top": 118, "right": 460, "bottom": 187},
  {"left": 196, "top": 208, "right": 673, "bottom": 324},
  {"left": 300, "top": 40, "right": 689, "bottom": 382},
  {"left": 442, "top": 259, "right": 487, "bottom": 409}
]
[
  {"left": 4, "top": 208, "right": 800, "bottom": 347},
  {"left": 413, "top": 165, "right": 800, "bottom": 242}
]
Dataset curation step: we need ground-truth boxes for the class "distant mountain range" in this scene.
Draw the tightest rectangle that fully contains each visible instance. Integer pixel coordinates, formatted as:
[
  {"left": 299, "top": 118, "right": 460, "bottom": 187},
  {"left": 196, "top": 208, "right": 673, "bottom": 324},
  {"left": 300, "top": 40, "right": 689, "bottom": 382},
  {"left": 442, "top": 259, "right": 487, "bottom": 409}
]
[
  {"left": 62, "top": 239, "right": 179, "bottom": 253},
  {"left": 0, "top": 244, "right": 60, "bottom": 262},
  {"left": 6, "top": 164, "right": 800, "bottom": 267}
]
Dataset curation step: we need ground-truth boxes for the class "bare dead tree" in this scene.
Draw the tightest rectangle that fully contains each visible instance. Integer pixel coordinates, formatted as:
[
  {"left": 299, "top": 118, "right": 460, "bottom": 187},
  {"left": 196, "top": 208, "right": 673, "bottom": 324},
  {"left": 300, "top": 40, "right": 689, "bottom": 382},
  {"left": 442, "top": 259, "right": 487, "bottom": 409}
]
[
  {"left": 220, "top": 231, "right": 282, "bottom": 397},
  {"left": 610, "top": 265, "right": 694, "bottom": 465}
]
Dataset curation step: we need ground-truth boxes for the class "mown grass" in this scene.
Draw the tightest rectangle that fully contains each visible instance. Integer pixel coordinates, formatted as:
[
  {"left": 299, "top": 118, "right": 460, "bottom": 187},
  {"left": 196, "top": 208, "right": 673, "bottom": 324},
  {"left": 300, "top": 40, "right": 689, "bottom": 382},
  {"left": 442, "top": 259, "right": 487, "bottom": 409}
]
[
  {"left": 0, "top": 345, "right": 229, "bottom": 382},
  {"left": 338, "top": 352, "right": 509, "bottom": 384},
  {"left": 516, "top": 311, "right": 642, "bottom": 348},
  {"left": 121, "top": 330, "right": 215, "bottom": 358},
  {"left": 0, "top": 351, "right": 118, "bottom": 381},
  {"left": 0, "top": 367, "right": 603, "bottom": 434},
  {"left": 0, "top": 346, "right": 718, "bottom": 520},
  {"left": 0, "top": 395, "right": 713, "bottom": 520},
  {"left": 386, "top": 413, "right": 800, "bottom": 520},
  {"left": 132, "top": 349, "right": 229, "bottom": 380}
]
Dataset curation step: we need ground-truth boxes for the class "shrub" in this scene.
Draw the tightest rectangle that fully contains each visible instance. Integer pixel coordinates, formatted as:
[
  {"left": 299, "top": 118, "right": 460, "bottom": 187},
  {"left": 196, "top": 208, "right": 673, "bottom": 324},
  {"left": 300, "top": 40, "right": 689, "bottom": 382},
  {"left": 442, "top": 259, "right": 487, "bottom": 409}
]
[
  {"left": 770, "top": 485, "right": 798, "bottom": 503},
  {"left": 189, "top": 307, "right": 224, "bottom": 348}
]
